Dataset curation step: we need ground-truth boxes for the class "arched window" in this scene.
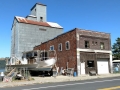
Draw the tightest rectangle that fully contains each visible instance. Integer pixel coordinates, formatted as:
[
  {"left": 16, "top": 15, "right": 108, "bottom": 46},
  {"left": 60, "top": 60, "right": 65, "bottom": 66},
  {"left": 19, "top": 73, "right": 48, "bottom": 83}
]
[
  {"left": 58, "top": 43, "right": 62, "bottom": 51},
  {"left": 65, "top": 41, "right": 70, "bottom": 50}
]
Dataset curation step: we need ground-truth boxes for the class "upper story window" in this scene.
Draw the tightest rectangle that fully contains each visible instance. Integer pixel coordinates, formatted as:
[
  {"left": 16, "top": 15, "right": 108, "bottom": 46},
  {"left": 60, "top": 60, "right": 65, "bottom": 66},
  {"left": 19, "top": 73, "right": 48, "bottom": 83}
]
[
  {"left": 58, "top": 43, "right": 62, "bottom": 51},
  {"left": 85, "top": 40, "right": 90, "bottom": 48},
  {"left": 50, "top": 45, "right": 54, "bottom": 51},
  {"left": 100, "top": 42, "right": 105, "bottom": 49},
  {"left": 65, "top": 41, "right": 70, "bottom": 50},
  {"left": 92, "top": 41, "right": 94, "bottom": 45},
  {"left": 92, "top": 41, "right": 98, "bottom": 45},
  {"left": 40, "top": 17, "right": 43, "bottom": 22},
  {"left": 95, "top": 42, "right": 98, "bottom": 45}
]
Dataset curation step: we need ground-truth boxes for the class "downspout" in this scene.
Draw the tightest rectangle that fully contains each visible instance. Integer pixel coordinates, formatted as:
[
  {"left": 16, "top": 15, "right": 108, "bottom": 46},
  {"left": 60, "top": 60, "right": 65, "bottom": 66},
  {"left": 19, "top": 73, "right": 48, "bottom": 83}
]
[
  {"left": 76, "top": 30, "right": 81, "bottom": 76},
  {"left": 110, "top": 52, "right": 113, "bottom": 73}
]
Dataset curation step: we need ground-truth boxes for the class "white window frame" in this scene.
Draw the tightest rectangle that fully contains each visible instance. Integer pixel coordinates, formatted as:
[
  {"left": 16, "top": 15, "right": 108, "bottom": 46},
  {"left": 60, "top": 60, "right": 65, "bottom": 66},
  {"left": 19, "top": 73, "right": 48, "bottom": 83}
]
[
  {"left": 100, "top": 42, "right": 105, "bottom": 49},
  {"left": 65, "top": 41, "right": 70, "bottom": 50},
  {"left": 50, "top": 45, "right": 54, "bottom": 51},
  {"left": 58, "top": 43, "right": 62, "bottom": 51},
  {"left": 85, "top": 40, "right": 90, "bottom": 48}
]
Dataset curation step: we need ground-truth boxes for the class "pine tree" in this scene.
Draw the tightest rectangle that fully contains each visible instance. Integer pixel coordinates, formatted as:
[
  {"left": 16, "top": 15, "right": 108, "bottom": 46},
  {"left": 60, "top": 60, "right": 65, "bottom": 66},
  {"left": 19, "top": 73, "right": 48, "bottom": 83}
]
[{"left": 112, "top": 37, "right": 120, "bottom": 59}]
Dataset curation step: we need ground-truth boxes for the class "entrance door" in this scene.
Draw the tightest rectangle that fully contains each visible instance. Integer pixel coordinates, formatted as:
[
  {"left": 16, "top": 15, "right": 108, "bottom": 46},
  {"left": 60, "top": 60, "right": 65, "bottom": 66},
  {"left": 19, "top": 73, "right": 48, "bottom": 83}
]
[
  {"left": 85, "top": 60, "right": 96, "bottom": 74},
  {"left": 81, "top": 62, "right": 85, "bottom": 74}
]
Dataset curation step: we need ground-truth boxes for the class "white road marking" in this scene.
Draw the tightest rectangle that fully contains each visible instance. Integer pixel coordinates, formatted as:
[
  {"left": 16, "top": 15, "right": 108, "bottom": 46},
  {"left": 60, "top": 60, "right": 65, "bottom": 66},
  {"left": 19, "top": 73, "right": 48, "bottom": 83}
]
[{"left": 22, "top": 79, "right": 120, "bottom": 90}]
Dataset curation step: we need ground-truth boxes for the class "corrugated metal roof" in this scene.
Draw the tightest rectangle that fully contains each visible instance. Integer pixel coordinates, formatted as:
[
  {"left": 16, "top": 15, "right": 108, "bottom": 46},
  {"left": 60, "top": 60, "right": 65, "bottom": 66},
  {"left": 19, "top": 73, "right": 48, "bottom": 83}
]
[
  {"left": 15, "top": 16, "right": 63, "bottom": 29},
  {"left": 47, "top": 22, "right": 63, "bottom": 28},
  {"left": 27, "top": 15, "right": 37, "bottom": 18}
]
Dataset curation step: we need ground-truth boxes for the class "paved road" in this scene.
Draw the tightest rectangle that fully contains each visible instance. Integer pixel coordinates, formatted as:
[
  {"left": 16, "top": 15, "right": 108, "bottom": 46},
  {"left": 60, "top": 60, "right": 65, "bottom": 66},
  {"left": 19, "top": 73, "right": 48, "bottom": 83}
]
[{"left": 1, "top": 77, "right": 120, "bottom": 90}]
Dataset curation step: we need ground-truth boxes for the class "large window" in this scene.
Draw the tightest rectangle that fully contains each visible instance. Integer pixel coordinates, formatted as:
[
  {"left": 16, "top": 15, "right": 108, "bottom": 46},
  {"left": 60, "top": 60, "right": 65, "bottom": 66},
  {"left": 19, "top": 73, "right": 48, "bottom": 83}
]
[
  {"left": 65, "top": 41, "right": 70, "bottom": 50},
  {"left": 40, "top": 52, "right": 48, "bottom": 61},
  {"left": 100, "top": 42, "right": 105, "bottom": 49},
  {"left": 87, "top": 61, "right": 94, "bottom": 67},
  {"left": 85, "top": 40, "right": 90, "bottom": 48},
  {"left": 50, "top": 45, "right": 54, "bottom": 51},
  {"left": 58, "top": 43, "right": 62, "bottom": 51}
]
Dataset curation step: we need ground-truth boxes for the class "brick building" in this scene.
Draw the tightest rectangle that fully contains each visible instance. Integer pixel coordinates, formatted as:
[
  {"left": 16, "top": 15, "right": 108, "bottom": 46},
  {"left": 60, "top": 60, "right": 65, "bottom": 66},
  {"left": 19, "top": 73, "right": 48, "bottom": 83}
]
[{"left": 34, "top": 28, "right": 112, "bottom": 76}]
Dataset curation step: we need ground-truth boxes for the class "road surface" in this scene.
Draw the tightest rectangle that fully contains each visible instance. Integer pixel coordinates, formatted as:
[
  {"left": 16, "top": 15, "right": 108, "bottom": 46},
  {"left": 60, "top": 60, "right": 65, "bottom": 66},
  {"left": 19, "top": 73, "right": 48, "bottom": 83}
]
[{"left": 1, "top": 77, "right": 120, "bottom": 90}]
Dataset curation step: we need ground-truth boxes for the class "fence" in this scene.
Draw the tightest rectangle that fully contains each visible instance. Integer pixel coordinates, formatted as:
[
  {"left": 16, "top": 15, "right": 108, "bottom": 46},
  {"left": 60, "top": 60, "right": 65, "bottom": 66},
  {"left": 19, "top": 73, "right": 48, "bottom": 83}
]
[{"left": 112, "top": 63, "right": 120, "bottom": 73}]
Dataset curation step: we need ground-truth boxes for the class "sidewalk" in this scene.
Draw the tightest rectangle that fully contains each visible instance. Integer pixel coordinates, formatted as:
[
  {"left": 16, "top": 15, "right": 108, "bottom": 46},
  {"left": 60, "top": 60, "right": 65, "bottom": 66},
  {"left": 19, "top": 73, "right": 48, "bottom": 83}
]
[{"left": 0, "top": 73, "right": 120, "bottom": 88}]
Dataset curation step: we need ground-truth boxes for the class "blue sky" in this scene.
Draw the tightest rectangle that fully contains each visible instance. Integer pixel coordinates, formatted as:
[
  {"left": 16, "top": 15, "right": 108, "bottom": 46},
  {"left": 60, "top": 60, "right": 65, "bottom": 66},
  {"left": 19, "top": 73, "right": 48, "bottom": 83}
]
[{"left": 0, "top": 0, "right": 120, "bottom": 57}]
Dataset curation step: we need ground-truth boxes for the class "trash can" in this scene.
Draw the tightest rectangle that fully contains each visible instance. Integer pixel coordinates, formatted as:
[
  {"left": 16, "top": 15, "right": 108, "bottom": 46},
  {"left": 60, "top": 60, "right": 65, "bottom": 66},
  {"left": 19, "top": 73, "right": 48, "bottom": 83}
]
[
  {"left": 53, "top": 70, "right": 57, "bottom": 77},
  {"left": 73, "top": 72, "right": 77, "bottom": 77}
]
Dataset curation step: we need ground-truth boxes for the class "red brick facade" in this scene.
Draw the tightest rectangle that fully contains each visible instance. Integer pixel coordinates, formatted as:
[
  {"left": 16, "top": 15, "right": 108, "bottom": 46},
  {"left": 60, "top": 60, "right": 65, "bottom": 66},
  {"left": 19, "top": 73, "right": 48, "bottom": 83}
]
[
  {"left": 34, "top": 28, "right": 111, "bottom": 74},
  {"left": 76, "top": 28, "right": 111, "bottom": 50},
  {"left": 34, "top": 29, "right": 77, "bottom": 71}
]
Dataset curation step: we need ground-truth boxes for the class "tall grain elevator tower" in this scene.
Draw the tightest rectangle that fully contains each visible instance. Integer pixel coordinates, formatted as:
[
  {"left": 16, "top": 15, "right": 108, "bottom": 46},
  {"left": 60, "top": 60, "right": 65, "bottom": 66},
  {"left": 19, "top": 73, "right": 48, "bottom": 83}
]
[{"left": 10, "top": 3, "right": 63, "bottom": 64}]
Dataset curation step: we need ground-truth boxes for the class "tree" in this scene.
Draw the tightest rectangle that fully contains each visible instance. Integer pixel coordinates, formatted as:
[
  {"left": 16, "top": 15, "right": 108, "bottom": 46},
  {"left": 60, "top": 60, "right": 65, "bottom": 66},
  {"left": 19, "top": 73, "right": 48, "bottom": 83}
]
[{"left": 112, "top": 37, "right": 120, "bottom": 59}]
